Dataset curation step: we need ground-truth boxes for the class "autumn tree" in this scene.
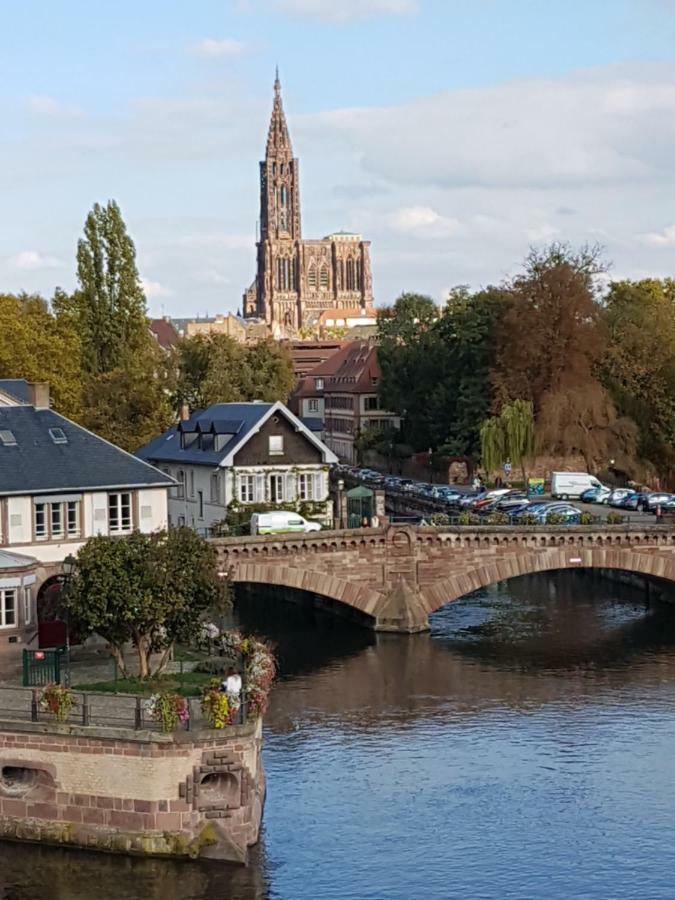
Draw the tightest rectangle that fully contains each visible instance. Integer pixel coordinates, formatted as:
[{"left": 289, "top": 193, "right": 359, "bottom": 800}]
[
  {"left": 0, "top": 293, "right": 82, "bottom": 418},
  {"left": 601, "top": 279, "right": 675, "bottom": 481},
  {"left": 65, "top": 528, "right": 222, "bottom": 678}
]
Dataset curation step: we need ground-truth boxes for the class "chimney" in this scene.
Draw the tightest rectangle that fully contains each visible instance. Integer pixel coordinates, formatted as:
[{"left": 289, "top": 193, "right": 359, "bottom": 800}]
[
  {"left": 179, "top": 401, "right": 190, "bottom": 421},
  {"left": 27, "top": 382, "right": 50, "bottom": 409}
]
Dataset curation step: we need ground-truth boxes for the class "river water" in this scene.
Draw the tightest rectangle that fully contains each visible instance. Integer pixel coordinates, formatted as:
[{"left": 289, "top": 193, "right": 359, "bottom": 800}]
[{"left": 3, "top": 570, "right": 675, "bottom": 899}]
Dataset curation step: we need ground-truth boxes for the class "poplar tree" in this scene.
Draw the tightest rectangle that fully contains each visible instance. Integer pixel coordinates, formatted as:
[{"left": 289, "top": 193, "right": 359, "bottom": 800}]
[{"left": 72, "top": 200, "right": 149, "bottom": 375}]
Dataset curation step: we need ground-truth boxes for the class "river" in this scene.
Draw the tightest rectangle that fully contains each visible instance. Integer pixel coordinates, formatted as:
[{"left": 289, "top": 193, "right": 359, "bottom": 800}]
[{"left": 3, "top": 570, "right": 675, "bottom": 899}]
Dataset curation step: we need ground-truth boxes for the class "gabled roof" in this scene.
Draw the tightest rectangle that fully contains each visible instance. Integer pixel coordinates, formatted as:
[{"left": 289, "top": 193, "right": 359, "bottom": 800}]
[
  {"left": 295, "top": 341, "right": 381, "bottom": 395},
  {"left": 0, "top": 406, "right": 174, "bottom": 496},
  {"left": 149, "top": 318, "right": 179, "bottom": 350},
  {"left": 136, "top": 401, "right": 337, "bottom": 467},
  {"left": 0, "top": 379, "right": 32, "bottom": 405}
]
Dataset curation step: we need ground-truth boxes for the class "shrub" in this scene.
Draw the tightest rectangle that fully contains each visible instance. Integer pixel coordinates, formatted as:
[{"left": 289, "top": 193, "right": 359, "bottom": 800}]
[
  {"left": 429, "top": 513, "right": 450, "bottom": 526},
  {"left": 40, "top": 684, "right": 76, "bottom": 723},
  {"left": 606, "top": 512, "right": 625, "bottom": 525},
  {"left": 201, "top": 680, "right": 234, "bottom": 729},
  {"left": 147, "top": 692, "right": 189, "bottom": 733},
  {"left": 545, "top": 513, "right": 566, "bottom": 525}
]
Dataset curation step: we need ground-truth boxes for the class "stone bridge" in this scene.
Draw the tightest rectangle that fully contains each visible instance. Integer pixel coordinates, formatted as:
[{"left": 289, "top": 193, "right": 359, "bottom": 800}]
[{"left": 211, "top": 524, "right": 675, "bottom": 633}]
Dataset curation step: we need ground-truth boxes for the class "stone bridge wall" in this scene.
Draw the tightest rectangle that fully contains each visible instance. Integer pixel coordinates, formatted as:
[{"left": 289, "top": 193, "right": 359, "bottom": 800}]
[{"left": 212, "top": 525, "right": 675, "bottom": 633}]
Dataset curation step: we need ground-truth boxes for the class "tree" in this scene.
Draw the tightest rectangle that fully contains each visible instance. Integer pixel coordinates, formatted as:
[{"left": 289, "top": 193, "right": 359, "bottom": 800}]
[
  {"left": 58, "top": 200, "right": 150, "bottom": 376},
  {"left": 0, "top": 293, "right": 82, "bottom": 418},
  {"left": 177, "top": 334, "right": 294, "bottom": 410},
  {"left": 65, "top": 529, "right": 222, "bottom": 678},
  {"left": 601, "top": 279, "right": 675, "bottom": 482},
  {"left": 481, "top": 399, "right": 535, "bottom": 482}
]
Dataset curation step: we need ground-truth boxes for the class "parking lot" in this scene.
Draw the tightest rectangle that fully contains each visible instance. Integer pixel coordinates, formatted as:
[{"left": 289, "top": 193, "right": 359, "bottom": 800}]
[{"left": 335, "top": 465, "right": 674, "bottom": 526}]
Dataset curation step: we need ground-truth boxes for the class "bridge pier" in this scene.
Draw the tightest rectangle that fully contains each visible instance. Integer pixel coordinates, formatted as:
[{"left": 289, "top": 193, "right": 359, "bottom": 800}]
[{"left": 373, "top": 578, "right": 430, "bottom": 634}]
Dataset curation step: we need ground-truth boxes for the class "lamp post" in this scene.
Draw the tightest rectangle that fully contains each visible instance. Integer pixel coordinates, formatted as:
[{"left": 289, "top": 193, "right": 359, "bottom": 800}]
[
  {"left": 61, "top": 554, "right": 77, "bottom": 687},
  {"left": 337, "top": 478, "right": 345, "bottom": 530}
]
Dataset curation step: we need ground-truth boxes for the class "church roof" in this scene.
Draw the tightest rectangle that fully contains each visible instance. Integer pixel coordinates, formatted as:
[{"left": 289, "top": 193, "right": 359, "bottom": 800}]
[{"left": 266, "top": 71, "right": 292, "bottom": 154}]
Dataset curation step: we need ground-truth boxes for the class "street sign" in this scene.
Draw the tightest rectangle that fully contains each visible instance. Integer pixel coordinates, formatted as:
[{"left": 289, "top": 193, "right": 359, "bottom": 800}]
[{"left": 503, "top": 462, "right": 512, "bottom": 475}]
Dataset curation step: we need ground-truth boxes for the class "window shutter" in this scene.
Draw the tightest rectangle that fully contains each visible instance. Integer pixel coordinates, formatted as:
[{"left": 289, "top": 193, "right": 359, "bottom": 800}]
[
  {"left": 255, "top": 473, "right": 266, "bottom": 503},
  {"left": 313, "top": 472, "right": 324, "bottom": 500},
  {"left": 235, "top": 473, "right": 241, "bottom": 501},
  {"left": 285, "top": 472, "right": 296, "bottom": 502}
]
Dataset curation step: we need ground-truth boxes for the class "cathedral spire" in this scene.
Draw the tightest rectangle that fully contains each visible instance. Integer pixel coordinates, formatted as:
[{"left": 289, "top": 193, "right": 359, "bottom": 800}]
[{"left": 266, "top": 69, "right": 292, "bottom": 155}]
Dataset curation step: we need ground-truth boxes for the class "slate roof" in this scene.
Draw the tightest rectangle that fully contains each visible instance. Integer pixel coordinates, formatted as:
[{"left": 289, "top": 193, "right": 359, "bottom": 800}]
[
  {"left": 0, "top": 379, "right": 32, "bottom": 404},
  {"left": 0, "top": 549, "right": 38, "bottom": 570},
  {"left": 0, "top": 406, "right": 174, "bottom": 496},
  {"left": 136, "top": 401, "right": 337, "bottom": 467}
]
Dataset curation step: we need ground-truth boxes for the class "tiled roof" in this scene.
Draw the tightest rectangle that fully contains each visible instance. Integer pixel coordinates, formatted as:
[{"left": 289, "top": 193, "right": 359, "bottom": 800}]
[
  {"left": 0, "top": 379, "right": 32, "bottom": 404},
  {"left": 149, "top": 318, "right": 179, "bottom": 349},
  {"left": 0, "top": 407, "right": 173, "bottom": 496},
  {"left": 317, "top": 307, "right": 376, "bottom": 324},
  {"left": 136, "top": 401, "right": 337, "bottom": 467},
  {"left": 291, "top": 341, "right": 381, "bottom": 399}
]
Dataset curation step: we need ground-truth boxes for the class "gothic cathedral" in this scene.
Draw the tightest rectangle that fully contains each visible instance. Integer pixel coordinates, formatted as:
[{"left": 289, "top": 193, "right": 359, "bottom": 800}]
[{"left": 243, "top": 73, "right": 374, "bottom": 336}]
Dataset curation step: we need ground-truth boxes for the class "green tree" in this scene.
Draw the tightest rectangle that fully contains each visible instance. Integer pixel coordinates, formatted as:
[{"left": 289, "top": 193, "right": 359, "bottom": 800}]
[
  {"left": 57, "top": 200, "right": 150, "bottom": 376},
  {"left": 0, "top": 293, "right": 82, "bottom": 418},
  {"left": 177, "top": 334, "right": 294, "bottom": 410},
  {"left": 480, "top": 399, "right": 535, "bottom": 482},
  {"left": 601, "top": 279, "right": 675, "bottom": 482},
  {"left": 65, "top": 528, "right": 222, "bottom": 678}
]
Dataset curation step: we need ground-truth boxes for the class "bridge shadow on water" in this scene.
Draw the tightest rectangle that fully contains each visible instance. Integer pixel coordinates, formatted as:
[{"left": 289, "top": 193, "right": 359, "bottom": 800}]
[{"left": 431, "top": 568, "right": 675, "bottom": 673}]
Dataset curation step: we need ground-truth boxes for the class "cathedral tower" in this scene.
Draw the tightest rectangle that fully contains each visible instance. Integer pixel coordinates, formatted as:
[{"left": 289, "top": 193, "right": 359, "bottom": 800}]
[{"left": 243, "top": 73, "right": 374, "bottom": 336}]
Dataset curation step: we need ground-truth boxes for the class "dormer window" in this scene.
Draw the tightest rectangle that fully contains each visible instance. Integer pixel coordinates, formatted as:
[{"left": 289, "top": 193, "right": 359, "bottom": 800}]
[
  {"left": 0, "top": 430, "right": 17, "bottom": 447},
  {"left": 315, "top": 378, "right": 324, "bottom": 391}
]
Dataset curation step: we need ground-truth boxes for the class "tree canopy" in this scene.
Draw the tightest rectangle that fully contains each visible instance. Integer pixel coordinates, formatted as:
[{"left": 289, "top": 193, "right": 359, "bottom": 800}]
[{"left": 65, "top": 528, "right": 222, "bottom": 678}]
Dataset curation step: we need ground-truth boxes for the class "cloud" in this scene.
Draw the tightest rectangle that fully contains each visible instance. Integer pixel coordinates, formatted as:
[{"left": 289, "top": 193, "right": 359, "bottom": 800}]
[
  {"left": 141, "top": 277, "right": 171, "bottom": 298},
  {"left": 191, "top": 38, "right": 246, "bottom": 59},
  {"left": 270, "top": 0, "right": 417, "bottom": 24},
  {"left": 641, "top": 224, "right": 675, "bottom": 246},
  {"left": 27, "top": 95, "right": 82, "bottom": 117},
  {"left": 316, "top": 64, "right": 675, "bottom": 190},
  {"left": 8, "top": 250, "right": 63, "bottom": 270},
  {"left": 389, "top": 206, "right": 462, "bottom": 238}
]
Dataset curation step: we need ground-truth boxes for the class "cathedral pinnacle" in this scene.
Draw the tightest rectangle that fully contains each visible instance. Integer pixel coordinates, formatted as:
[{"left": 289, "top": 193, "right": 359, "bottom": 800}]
[{"left": 266, "top": 67, "right": 291, "bottom": 154}]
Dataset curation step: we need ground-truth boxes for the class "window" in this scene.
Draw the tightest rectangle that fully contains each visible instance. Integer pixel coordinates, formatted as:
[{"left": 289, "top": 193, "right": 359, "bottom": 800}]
[
  {"left": 197, "top": 491, "right": 204, "bottom": 520},
  {"left": 190, "top": 471, "right": 195, "bottom": 498},
  {"left": 239, "top": 475, "right": 255, "bottom": 503},
  {"left": 109, "top": 493, "right": 132, "bottom": 534},
  {"left": 364, "top": 396, "right": 379, "bottom": 411},
  {"left": 175, "top": 470, "right": 185, "bottom": 500},
  {"left": 0, "top": 589, "right": 16, "bottom": 627},
  {"left": 319, "top": 265, "right": 329, "bottom": 289},
  {"left": 308, "top": 399, "right": 319, "bottom": 413},
  {"left": 0, "top": 430, "right": 17, "bottom": 447},
  {"left": 23, "top": 589, "right": 32, "bottom": 626},
  {"left": 34, "top": 500, "right": 80, "bottom": 541},
  {"left": 315, "top": 378, "right": 324, "bottom": 391},
  {"left": 269, "top": 474, "right": 284, "bottom": 503},
  {"left": 178, "top": 515, "right": 186, "bottom": 527},
  {"left": 308, "top": 264, "right": 317, "bottom": 289},
  {"left": 48, "top": 427, "right": 67, "bottom": 444},
  {"left": 269, "top": 435, "right": 284, "bottom": 456},
  {"left": 210, "top": 472, "right": 220, "bottom": 504},
  {"left": 298, "top": 473, "right": 314, "bottom": 501}
]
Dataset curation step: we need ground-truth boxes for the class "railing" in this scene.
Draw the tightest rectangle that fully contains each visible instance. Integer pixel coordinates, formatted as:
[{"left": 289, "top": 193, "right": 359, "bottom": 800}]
[{"left": 0, "top": 685, "right": 249, "bottom": 733}]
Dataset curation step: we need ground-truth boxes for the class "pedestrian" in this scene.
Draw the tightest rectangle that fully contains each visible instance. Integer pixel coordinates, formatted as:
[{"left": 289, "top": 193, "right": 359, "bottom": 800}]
[{"left": 222, "top": 666, "right": 242, "bottom": 710}]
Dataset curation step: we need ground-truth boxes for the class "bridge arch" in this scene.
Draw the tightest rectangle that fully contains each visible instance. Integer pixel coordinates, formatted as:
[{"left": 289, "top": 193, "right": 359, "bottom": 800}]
[{"left": 420, "top": 548, "right": 675, "bottom": 614}]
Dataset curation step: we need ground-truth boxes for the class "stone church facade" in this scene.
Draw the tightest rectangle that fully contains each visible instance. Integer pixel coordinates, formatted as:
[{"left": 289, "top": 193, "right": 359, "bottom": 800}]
[{"left": 243, "top": 74, "right": 374, "bottom": 336}]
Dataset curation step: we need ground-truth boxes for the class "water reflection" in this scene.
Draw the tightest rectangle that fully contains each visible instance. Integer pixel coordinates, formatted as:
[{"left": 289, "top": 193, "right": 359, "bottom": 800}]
[{"left": 3, "top": 570, "right": 675, "bottom": 899}]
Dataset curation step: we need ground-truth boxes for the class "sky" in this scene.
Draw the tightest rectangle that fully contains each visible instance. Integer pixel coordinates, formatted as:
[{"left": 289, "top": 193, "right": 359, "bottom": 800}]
[{"left": 2, "top": 0, "right": 675, "bottom": 317}]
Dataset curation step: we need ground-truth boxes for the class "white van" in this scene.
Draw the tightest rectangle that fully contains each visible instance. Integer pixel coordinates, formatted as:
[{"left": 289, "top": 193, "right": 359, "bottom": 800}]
[
  {"left": 250, "top": 511, "right": 322, "bottom": 536},
  {"left": 550, "top": 472, "right": 605, "bottom": 500}
]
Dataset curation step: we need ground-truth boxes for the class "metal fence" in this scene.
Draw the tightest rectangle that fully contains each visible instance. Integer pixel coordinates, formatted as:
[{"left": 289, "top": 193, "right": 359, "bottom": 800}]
[{"left": 0, "top": 685, "right": 248, "bottom": 733}]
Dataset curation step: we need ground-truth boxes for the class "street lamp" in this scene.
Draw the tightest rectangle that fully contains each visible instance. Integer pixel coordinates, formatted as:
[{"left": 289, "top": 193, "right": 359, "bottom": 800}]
[
  {"left": 337, "top": 479, "right": 345, "bottom": 530},
  {"left": 61, "top": 554, "right": 77, "bottom": 686}
]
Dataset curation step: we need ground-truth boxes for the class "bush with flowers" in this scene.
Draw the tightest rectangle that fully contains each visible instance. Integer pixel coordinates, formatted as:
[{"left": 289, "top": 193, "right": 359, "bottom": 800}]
[
  {"left": 40, "top": 683, "right": 77, "bottom": 723},
  {"left": 146, "top": 692, "right": 189, "bottom": 733},
  {"left": 201, "top": 680, "right": 235, "bottom": 729}
]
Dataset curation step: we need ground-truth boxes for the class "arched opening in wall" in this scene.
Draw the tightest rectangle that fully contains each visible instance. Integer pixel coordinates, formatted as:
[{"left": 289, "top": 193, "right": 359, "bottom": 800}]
[
  {"left": 0, "top": 765, "right": 54, "bottom": 798},
  {"left": 234, "top": 582, "right": 376, "bottom": 632},
  {"left": 308, "top": 264, "right": 317, "bottom": 290},
  {"left": 346, "top": 258, "right": 355, "bottom": 291},
  {"left": 200, "top": 772, "right": 240, "bottom": 808},
  {"left": 428, "top": 568, "right": 675, "bottom": 672},
  {"left": 319, "top": 265, "right": 329, "bottom": 290}
]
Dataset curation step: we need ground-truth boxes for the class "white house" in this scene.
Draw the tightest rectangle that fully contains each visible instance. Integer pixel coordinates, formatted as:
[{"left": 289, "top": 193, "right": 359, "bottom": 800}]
[
  {"left": 136, "top": 401, "right": 338, "bottom": 532},
  {"left": 0, "top": 380, "right": 173, "bottom": 667}
]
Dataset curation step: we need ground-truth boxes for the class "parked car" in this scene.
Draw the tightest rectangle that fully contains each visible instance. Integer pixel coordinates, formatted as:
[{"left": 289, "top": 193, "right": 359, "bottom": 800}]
[
  {"left": 607, "top": 488, "right": 634, "bottom": 507},
  {"left": 580, "top": 486, "right": 611, "bottom": 504},
  {"left": 551, "top": 472, "right": 606, "bottom": 500},
  {"left": 644, "top": 492, "right": 675, "bottom": 513},
  {"left": 530, "top": 503, "right": 584, "bottom": 525}
]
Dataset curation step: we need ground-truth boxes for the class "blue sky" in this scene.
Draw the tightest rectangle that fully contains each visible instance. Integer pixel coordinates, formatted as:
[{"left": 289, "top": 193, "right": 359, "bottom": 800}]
[{"left": 2, "top": 0, "right": 675, "bottom": 315}]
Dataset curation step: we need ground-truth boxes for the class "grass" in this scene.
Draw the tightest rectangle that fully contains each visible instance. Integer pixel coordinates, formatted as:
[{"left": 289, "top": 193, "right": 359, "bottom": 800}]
[{"left": 72, "top": 671, "right": 214, "bottom": 698}]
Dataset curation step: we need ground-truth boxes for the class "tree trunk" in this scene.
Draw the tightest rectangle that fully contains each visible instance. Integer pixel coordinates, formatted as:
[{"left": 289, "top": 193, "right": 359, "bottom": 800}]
[
  {"left": 109, "top": 643, "right": 129, "bottom": 678},
  {"left": 135, "top": 634, "right": 151, "bottom": 680},
  {"left": 151, "top": 643, "right": 174, "bottom": 677}
]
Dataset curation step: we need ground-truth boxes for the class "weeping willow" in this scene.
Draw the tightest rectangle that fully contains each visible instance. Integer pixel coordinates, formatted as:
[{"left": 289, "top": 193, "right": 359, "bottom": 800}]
[{"left": 480, "top": 399, "right": 535, "bottom": 482}]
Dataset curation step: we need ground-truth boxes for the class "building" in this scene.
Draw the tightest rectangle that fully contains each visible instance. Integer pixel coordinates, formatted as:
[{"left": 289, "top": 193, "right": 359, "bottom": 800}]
[
  {"left": 242, "top": 73, "right": 374, "bottom": 336},
  {"left": 291, "top": 342, "right": 401, "bottom": 463},
  {"left": 317, "top": 307, "right": 377, "bottom": 336},
  {"left": 136, "top": 400, "right": 338, "bottom": 531},
  {"left": 0, "top": 380, "right": 173, "bottom": 667},
  {"left": 285, "top": 339, "right": 347, "bottom": 381},
  {"left": 172, "top": 314, "right": 269, "bottom": 344},
  {"left": 149, "top": 317, "right": 180, "bottom": 351}
]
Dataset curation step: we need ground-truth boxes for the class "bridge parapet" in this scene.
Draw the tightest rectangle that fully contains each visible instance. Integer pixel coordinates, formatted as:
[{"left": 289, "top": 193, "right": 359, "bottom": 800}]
[{"left": 211, "top": 524, "right": 675, "bottom": 634}]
